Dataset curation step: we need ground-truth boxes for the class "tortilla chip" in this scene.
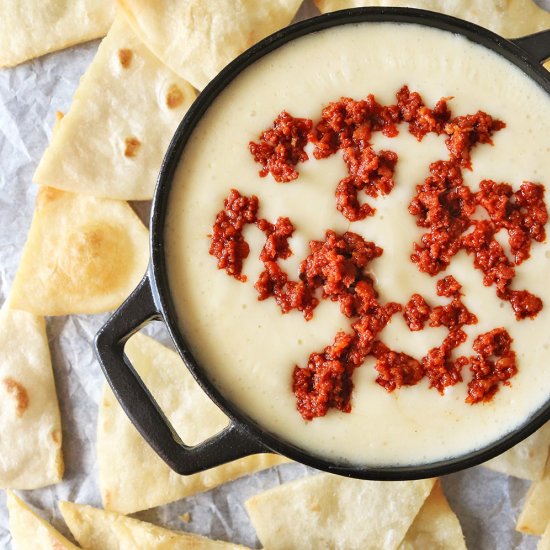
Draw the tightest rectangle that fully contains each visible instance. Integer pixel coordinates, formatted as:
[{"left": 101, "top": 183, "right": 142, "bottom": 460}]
[
  {"left": 314, "top": 0, "right": 550, "bottom": 38},
  {"left": 483, "top": 422, "right": 550, "bottom": 480},
  {"left": 9, "top": 187, "right": 149, "bottom": 315},
  {"left": 0, "top": 305, "right": 63, "bottom": 489},
  {"left": 0, "top": 0, "right": 116, "bottom": 68},
  {"left": 245, "top": 473, "right": 435, "bottom": 549},
  {"left": 98, "top": 332, "right": 288, "bottom": 514},
  {"left": 7, "top": 491, "right": 79, "bottom": 550},
  {"left": 59, "top": 501, "right": 249, "bottom": 549},
  {"left": 399, "top": 481, "right": 466, "bottom": 550},
  {"left": 539, "top": 522, "right": 550, "bottom": 550},
  {"left": 517, "top": 457, "right": 550, "bottom": 535},
  {"left": 117, "top": 0, "right": 303, "bottom": 90},
  {"left": 33, "top": 15, "right": 196, "bottom": 200}
]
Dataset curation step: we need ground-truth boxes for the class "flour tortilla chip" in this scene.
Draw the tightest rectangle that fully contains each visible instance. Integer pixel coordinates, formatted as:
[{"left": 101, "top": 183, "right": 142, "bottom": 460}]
[
  {"left": 245, "top": 473, "right": 435, "bottom": 550},
  {"left": 7, "top": 491, "right": 79, "bottom": 550},
  {"left": 483, "top": 422, "right": 550, "bottom": 480},
  {"left": 0, "top": 305, "right": 63, "bottom": 489},
  {"left": 33, "top": 15, "right": 196, "bottom": 200},
  {"left": 399, "top": 481, "right": 466, "bottom": 550},
  {"left": 0, "top": 0, "right": 116, "bottom": 68},
  {"left": 59, "top": 501, "right": 249, "bottom": 549},
  {"left": 539, "top": 522, "right": 550, "bottom": 550},
  {"left": 517, "top": 457, "right": 550, "bottom": 535},
  {"left": 98, "top": 332, "right": 287, "bottom": 514},
  {"left": 314, "top": 0, "right": 550, "bottom": 38},
  {"left": 10, "top": 187, "right": 149, "bottom": 315},
  {"left": 118, "top": 0, "right": 303, "bottom": 90}
]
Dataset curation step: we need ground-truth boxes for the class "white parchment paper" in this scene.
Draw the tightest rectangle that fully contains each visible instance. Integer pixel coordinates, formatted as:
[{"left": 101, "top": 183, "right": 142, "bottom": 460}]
[{"left": 0, "top": 2, "right": 548, "bottom": 548}]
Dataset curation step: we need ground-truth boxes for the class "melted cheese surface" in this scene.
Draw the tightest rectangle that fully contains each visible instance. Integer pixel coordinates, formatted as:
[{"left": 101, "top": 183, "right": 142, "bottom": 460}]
[{"left": 165, "top": 23, "right": 550, "bottom": 465}]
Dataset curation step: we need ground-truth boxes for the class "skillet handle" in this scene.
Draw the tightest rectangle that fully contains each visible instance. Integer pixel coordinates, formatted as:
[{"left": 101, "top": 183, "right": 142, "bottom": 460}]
[
  {"left": 95, "top": 274, "right": 269, "bottom": 476},
  {"left": 511, "top": 29, "right": 550, "bottom": 65}
]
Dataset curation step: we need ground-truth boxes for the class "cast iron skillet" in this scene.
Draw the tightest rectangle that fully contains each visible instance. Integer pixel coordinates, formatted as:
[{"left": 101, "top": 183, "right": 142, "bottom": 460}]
[{"left": 96, "top": 8, "right": 550, "bottom": 480}]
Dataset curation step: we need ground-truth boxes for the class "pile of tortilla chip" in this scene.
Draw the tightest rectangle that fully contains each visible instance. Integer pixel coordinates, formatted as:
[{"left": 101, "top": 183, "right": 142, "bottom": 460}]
[{"left": 1, "top": 0, "right": 550, "bottom": 547}]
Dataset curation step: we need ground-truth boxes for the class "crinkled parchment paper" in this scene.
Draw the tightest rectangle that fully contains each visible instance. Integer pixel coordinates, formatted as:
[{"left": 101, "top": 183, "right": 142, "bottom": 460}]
[{"left": 0, "top": 2, "right": 548, "bottom": 548}]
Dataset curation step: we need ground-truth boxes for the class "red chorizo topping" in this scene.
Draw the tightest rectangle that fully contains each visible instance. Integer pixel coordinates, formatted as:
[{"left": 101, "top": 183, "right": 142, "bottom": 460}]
[
  {"left": 404, "top": 294, "right": 431, "bottom": 331},
  {"left": 476, "top": 180, "right": 547, "bottom": 264},
  {"left": 293, "top": 332, "right": 357, "bottom": 420},
  {"left": 445, "top": 111, "right": 505, "bottom": 169},
  {"left": 411, "top": 165, "right": 546, "bottom": 318},
  {"left": 309, "top": 96, "right": 399, "bottom": 160},
  {"left": 209, "top": 189, "right": 258, "bottom": 281},
  {"left": 309, "top": 96, "right": 401, "bottom": 221},
  {"left": 342, "top": 146, "right": 392, "bottom": 192},
  {"left": 255, "top": 261, "right": 318, "bottom": 320},
  {"left": 429, "top": 294, "right": 477, "bottom": 331},
  {"left": 423, "top": 332, "right": 469, "bottom": 394},
  {"left": 255, "top": 217, "right": 318, "bottom": 320},
  {"left": 461, "top": 220, "right": 543, "bottom": 320},
  {"left": 257, "top": 217, "right": 294, "bottom": 262},
  {"left": 335, "top": 177, "right": 376, "bottom": 221},
  {"left": 396, "top": 85, "right": 451, "bottom": 140},
  {"left": 249, "top": 111, "right": 312, "bottom": 182},
  {"left": 508, "top": 290, "right": 543, "bottom": 320},
  {"left": 335, "top": 148, "right": 398, "bottom": 221},
  {"left": 410, "top": 160, "right": 476, "bottom": 275},
  {"left": 466, "top": 328, "right": 517, "bottom": 403},
  {"left": 301, "top": 230, "right": 383, "bottom": 318},
  {"left": 293, "top": 301, "right": 402, "bottom": 419},
  {"left": 372, "top": 341, "right": 424, "bottom": 392},
  {"left": 403, "top": 276, "right": 476, "bottom": 394},
  {"left": 436, "top": 275, "right": 462, "bottom": 298}
]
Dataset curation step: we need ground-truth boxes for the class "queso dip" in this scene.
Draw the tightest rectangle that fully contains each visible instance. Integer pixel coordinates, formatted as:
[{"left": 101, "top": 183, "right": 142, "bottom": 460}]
[{"left": 165, "top": 23, "right": 550, "bottom": 465}]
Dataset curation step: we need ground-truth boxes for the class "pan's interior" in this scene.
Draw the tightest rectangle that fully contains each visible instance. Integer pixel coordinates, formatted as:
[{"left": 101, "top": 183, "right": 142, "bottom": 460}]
[{"left": 152, "top": 10, "right": 550, "bottom": 478}]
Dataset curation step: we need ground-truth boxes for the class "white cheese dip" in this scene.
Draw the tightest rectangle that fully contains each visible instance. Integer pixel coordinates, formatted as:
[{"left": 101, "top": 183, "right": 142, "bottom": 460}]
[{"left": 165, "top": 23, "right": 550, "bottom": 466}]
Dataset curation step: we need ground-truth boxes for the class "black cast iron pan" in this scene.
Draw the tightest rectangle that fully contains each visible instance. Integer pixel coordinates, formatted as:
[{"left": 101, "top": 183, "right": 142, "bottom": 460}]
[{"left": 95, "top": 8, "right": 550, "bottom": 480}]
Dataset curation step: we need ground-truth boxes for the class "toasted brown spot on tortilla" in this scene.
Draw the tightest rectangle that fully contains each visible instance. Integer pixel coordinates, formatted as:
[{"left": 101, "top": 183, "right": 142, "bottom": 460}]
[
  {"left": 3, "top": 377, "right": 29, "bottom": 417},
  {"left": 118, "top": 48, "right": 133, "bottom": 68},
  {"left": 52, "top": 429, "right": 61, "bottom": 444},
  {"left": 166, "top": 84, "right": 184, "bottom": 109},
  {"left": 103, "top": 490, "right": 111, "bottom": 508},
  {"left": 55, "top": 111, "right": 64, "bottom": 123},
  {"left": 124, "top": 137, "right": 141, "bottom": 158},
  {"left": 36, "top": 187, "right": 63, "bottom": 211},
  {"left": 49, "top": 534, "right": 66, "bottom": 550},
  {"left": 54, "top": 223, "right": 130, "bottom": 294},
  {"left": 308, "top": 499, "right": 321, "bottom": 513}
]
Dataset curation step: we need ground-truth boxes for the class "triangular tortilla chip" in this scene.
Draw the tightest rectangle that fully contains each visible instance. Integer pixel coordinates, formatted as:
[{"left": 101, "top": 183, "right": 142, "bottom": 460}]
[
  {"left": 59, "top": 501, "right": 249, "bottom": 549},
  {"left": 0, "top": 305, "right": 63, "bottom": 489},
  {"left": 10, "top": 187, "right": 149, "bottom": 315},
  {"left": 6, "top": 491, "right": 79, "bottom": 550},
  {"left": 0, "top": 0, "right": 116, "bottom": 68},
  {"left": 33, "top": 15, "right": 196, "bottom": 200},
  {"left": 245, "top": 473, "right": 435, "bottom": 550},
  {"left": 399, "top": 481, "right": 466, "bottom": 550},
  {"left": 517, "top": 457, "right": 550, "bottom": 535},
  {"left": 539, "top": 522, "right": 550, "bottom": 550},
  {"left": 483, "top": 422, "right": 550, "bottom": 481},
  {"left": 314, "top": 0, "right": 550, "bottom": 37},
  {"left": 118, "top": 0, "right": 303, "bottom": 90},
  {"left": 98, "top": 332, "right": 288, "bottom": 514}
]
